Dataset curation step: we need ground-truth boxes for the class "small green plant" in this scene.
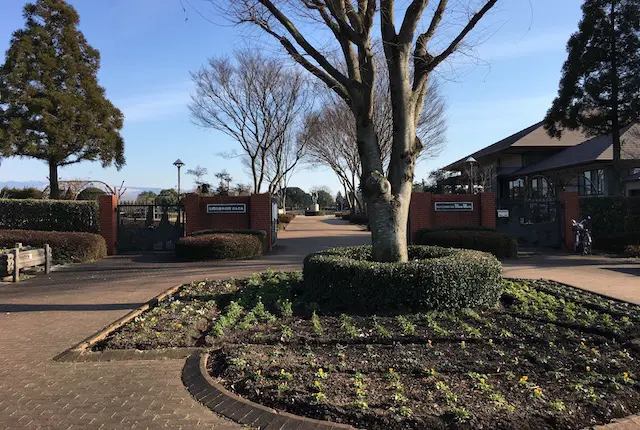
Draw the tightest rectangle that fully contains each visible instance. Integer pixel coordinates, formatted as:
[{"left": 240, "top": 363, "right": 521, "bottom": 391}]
[
  {"left": 352, "top": 399, "right": 369, "bottom": 410},
  {"left": 547, "top": 400, "right": 566, "bottom": 412},
  {"left": 435, "top": 381, "right": 449, "bottom": 391},
  {"left": 461, "top": 322, "right": 482, "bottom": 338},
  {"left": 277, "top": 382, "right": 289, "bottom": 394},
  {"left": 396, "top": 315, "right": 416, "bottom": 336},
  {"left": 311, "top": 311, "right": 323, "bottom": 336},
  {"left": 448, "top": 407, "right": 471, "bottom": 423},
  {"left": 445, "top": 391, "right": 458, "bottom": 405},
  {"left": 274, "top": 369, "right": 293, "bottom": 381},
  {"left": 280, "top": 324, "right": 293, "bottom": 340},
  {"left": 311, "top": 392, "right": 326, "bottom": 403},
  {"left": 373, "top": 316, "right": 391, "bottom": 338},
  {"left": 393, "top": 392, "right": 408, "bottom": 404},
  {"left": 395, "top": 406, "right": 412, "bottom": 417},
  {"left": 315, "top": 368, "right": 328, "bottom": 380},
  {"left": 251, "top": 301, "right": 277, "bottom": 323},
  {"left": 340, "top": 314, "right": 359, "bottom": 338},
  {"left": 276, "top": 299, "right": 293, "bottom": 318}
]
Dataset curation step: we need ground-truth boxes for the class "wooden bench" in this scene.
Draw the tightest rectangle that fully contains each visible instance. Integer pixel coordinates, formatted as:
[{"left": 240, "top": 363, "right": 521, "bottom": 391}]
[{"left": 1, "top": 243, "right": 52, "bottom": 282}]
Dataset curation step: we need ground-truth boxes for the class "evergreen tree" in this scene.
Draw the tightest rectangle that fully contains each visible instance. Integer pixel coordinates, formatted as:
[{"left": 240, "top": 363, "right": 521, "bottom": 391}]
[
  {"left": 544, "top": 0, "right": 640, "bottom": 195},
  {"left": 0, "top": 0, "right": 125, "bottom": 199}
]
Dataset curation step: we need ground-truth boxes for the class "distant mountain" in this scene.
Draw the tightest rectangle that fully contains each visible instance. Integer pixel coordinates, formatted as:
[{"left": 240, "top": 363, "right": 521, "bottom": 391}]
[{"left": 0, "top": 181, "right": 165, "bottom": 200}]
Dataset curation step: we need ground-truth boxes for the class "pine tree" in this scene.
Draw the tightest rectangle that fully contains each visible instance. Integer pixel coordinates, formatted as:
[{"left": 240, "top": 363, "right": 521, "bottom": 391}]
[
  {"left": 544, "top": 0, "right": 640, "bottom": 196},
  {"left": 0, "top": 0, "right": 125, "bottom": 199}
]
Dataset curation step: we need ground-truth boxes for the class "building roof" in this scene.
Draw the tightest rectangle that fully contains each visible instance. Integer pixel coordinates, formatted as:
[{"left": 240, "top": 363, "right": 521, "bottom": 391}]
[
  {"left": 442, "top": 122, "right": 587, "bottom": 171},
  {"left": 513, "top": 123, "right": 640, "bottom": 176}
]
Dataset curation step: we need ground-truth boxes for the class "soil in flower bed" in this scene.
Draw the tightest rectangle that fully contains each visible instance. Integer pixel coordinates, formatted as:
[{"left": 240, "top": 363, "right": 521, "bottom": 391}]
[{"left": 97, "top": 272, "right": 640, "bottom": 429}]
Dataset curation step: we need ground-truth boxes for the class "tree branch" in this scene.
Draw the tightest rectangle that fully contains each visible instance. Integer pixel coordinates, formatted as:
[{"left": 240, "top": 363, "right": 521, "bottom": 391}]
[{"left": 398, "top": 0, "right": 430, "bottom": 43}]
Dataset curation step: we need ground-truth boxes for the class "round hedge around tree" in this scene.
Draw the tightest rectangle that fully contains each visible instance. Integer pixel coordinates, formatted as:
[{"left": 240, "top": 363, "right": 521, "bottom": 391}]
[
  {"left": 303, "top": 245, "right": 502, "bottom": 313},
  {"left": 175, "top": 233, "right": 263, "bottom": 260}
]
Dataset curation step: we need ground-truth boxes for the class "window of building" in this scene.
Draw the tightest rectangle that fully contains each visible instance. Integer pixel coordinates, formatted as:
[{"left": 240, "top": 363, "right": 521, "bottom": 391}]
[
  {"left": 530, "top": 176, "right": 552, "bottom": 199},
  {"left": 578, "top": 169, "right": 605, "bottom": 195},
  {"left": 509, "top": 178, "right": 525, "bottom": 199}
]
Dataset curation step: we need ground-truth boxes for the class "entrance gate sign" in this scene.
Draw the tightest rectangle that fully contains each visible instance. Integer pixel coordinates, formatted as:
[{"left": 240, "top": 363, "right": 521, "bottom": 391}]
[
  {"left": 434, "top": 201, "right": 473, "bottom": 212},
  {"left": 497, "top": 209, "right": 509, "bottom": 218},
  {"left": 206, "top": 203, "right": 247, "bottom": 214}
]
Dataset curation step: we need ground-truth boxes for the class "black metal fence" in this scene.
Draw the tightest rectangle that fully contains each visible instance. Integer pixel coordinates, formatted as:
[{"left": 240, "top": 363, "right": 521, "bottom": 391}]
[
  {"left": 496, "top": 199, "right": 563, "bottom": 248},
  {"left": 117, "top": 204, "right": 185, "bottom": 252}
]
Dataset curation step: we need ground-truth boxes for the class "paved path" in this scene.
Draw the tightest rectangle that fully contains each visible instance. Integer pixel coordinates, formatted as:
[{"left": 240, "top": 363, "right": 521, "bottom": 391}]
[
  {"left": 503, "top": 253, "right": 640, "bottom": 305},
  {"left": 0, "top": 216, "right": 369, "bottom": 430}
]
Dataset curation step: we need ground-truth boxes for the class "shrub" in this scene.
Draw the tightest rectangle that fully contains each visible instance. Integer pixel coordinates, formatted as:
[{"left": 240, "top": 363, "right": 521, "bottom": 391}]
[
  {"left": 189, "top": 229, "right": 267, "bottom": 250},
  {"left": 414, "top": 229, "right": 517, "bottom": 259},
  {"left": 0, "top": 187, "right": 44, "bottom": 199},
  {"left": 303, "top": 245, "right": 502, "bottom": 313},
  {"left": 0, "top": 229, "right": 106, "bottom": 264},
  {"left": 594, "top": 232, "right": 640, "bottom": 254},
  {"left": 176, "top": 233, "right": 263, "bottom": 260},
  {"left": 580, "top": 197, "right": 640, "bottom": 235},
  {"left": 349, "top": 213, "right": 369, "bottom": 225},
  {"left": 278, "top": 213, "right": 296, "bottom": 224},
  {"left": 0, "top": 199, "right": 99, "bottom": 233},
  {"left": 305, "top": 210, "right": 326, "bottom": 216},
  {"left": 416, "top": 226, "right": 496, "bottom": 233},
  {"left": 624, "top": 244, "right": 640, "bottom": 257},
  {"left": 341, "top": 213, "right": 352, "bottom": 221}
]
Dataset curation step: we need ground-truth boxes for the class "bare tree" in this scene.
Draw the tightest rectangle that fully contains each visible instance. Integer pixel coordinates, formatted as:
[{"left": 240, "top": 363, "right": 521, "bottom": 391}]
[
  {"left": 214, "top": 170, "right": 233, "bottom": 195},
  {"left": 218, "top": 0, "right": 497, "bottom": 262},
  {"left": 186, "top": 165, "right": 209, "bottom": 189},
  {"left": 189, "top": 49, "right": 310, "bottom": 194},
  {"left": 305, "top": 69, "right": 446, "bottom": 213}
]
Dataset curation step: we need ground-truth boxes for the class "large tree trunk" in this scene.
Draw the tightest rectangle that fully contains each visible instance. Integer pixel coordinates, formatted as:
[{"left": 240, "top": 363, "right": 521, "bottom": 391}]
[
  {"left": 49, "top": 161, "right": 60, "bottom": 199},
  {"left": 358, "top": 117, "right": 411, "bottom": 263}
]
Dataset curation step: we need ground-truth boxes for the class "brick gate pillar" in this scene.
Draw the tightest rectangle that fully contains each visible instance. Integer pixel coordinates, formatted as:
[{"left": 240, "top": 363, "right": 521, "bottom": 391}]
[
  {"left": 250, "top": 193, "right": 273, "bottom": 251},
  {"left": 480, "top": 192, "right": 496, "bottom": 228},
  {"left": 98, "top": 194, "right": 118, "bottom": 255},
  {"left": 183, "top": 193, "right": 201, "bottom": 235},
  {"left": 560, "top": 191, "right": 579, "bottom": 250},
  {"left": 408, "top": 192, "right": 433, "bottom": 243}
]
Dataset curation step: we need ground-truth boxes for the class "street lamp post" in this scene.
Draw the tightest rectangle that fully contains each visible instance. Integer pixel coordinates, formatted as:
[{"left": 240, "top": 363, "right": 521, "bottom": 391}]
[
  {"left": 465, "top": 156, "right": 477, "bottom": 194},
  {"left": 173, "top": 159, "right": 185, "bottom": 199}
]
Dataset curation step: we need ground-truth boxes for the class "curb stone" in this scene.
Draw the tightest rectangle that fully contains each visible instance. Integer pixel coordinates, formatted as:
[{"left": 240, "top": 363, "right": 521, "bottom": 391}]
[{"left": 182, "top": 351, "right": 360, "bottom": 430}]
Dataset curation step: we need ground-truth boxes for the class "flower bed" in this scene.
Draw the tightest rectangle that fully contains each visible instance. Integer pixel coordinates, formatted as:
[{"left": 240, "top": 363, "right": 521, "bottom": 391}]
[{"left": 97, "top": 272, "right": 640, "bottom": 429}]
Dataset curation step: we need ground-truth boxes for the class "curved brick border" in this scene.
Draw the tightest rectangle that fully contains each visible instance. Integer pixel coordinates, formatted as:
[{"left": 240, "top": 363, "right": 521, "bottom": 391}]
[{"left": 182, "top": 351, "right": 359, "bottom": 430}]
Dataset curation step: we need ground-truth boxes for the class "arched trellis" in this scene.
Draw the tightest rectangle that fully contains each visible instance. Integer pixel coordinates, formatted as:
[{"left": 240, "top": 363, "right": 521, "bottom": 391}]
[{"left": 42, "top": 180, "right": 127, "bottom": 200}]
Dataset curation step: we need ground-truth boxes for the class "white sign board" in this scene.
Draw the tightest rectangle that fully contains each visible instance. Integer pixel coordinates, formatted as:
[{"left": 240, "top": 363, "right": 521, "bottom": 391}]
[
  {"left": 434, "top": 202, "right": 473, "bottom": 212},
  {"left": 206, "top": 203, "right": 247, "bottom": 214},
  {"left": 497, "top": 209, "right": 510, "bottom": 218}
]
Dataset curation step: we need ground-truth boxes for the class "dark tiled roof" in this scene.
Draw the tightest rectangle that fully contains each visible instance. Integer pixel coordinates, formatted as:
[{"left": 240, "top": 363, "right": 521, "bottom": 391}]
[
  {"left": 442, "top": 122, "right": 587, "bottom": 171},
  {"left": 512, "top": 124, "right": 640, "bottom": 176}
]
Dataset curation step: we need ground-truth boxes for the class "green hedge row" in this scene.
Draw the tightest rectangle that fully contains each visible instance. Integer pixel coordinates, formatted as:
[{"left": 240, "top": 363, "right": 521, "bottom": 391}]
[
  {"left": 580, "top": 197, "right": 640, "bottom": 252},
  {"left": 0, "top": 199, "right": 100, "bottom": 233},
  {"left": 190, "top": 228, "right": 267, "bottom": 250},
  {"left": 175, "top": 233, "right": 263, "bottom": 260},
  {"left": 303, "top": 245, "right": 502, "bottom": 313},
  {"left": 414, "top": 229, "right": 517, "bottom": 259},
  {"left": 0, "top": 229, "right": 106, "bottom": 264}
]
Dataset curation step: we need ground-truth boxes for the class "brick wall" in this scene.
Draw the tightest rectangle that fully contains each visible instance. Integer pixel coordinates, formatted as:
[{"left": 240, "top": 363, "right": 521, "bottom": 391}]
[
  {"left": 183, "top": 193, "right": 275, "bottom": 251},
  {"left": 97, "top": 194, "right": 118, "bottom": 255},
  {"left": 408, "top": 192, "right": 496, "bottom": 242},
  {"left": 560, "top": 191, "right": 579, "bottom": 250}
]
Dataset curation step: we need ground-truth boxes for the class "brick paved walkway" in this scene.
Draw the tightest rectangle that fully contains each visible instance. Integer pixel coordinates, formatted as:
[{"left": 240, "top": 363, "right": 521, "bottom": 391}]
[
  {"left": 0, "top": 216, "right": 369, "bottom": 430},
  {"left": 503, "top": 253, "right": 640, "bottom": 305}
]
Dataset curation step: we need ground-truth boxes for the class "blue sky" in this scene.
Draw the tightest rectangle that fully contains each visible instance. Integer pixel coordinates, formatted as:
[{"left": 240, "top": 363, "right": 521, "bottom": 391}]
[{"left": 0, "top": 0, "right": 583, "bottom": 195}]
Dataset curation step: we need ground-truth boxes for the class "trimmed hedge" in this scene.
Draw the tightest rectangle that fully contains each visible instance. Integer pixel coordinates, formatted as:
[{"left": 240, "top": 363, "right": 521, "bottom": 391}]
[
  {"left": 414, "top": 229, "right": 517, "bottom": 259},
  {"left": 305, "top": 210, "right": 326, "bottom": 216},
  {"left": 189, "top": 229, "right": 267, "bottom": 250},
  {"left": 416, "top": 226, "right": 496, "bottom": 233},
  {"left": 0, "top": 229, "right": 106, "bottom": 264},
  {"left": 349, "top": 213, "right": 369, "bottom": 225},
  {"left": 175, "top": 233, "right": 263, "bottom": 260},
  {"left": 0, "top": 199, "right": 99, "bottom": 233},
  {"left": 624, "top": 244, "right": 640, "bottom": 257},
  {"left": 580, "top": 197, "right": 640, "bottom": 252},
  {"left": 303, "top": 245, "right": 502, "bottom": 313}
]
